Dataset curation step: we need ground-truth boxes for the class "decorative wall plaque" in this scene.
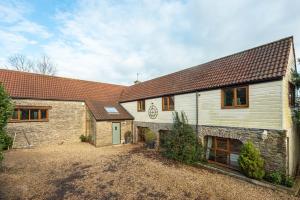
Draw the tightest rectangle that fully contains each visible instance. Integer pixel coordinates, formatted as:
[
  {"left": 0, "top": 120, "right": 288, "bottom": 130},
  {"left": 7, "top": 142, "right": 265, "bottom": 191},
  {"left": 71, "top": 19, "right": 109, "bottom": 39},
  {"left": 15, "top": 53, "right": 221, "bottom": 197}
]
[{"left": 148, "top": 103, "right": 158, "bottom": 119}]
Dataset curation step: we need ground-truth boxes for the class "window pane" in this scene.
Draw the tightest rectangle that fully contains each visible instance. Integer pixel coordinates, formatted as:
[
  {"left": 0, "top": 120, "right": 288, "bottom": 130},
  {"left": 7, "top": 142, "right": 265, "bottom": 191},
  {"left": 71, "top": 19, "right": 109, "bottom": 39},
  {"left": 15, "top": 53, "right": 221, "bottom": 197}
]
[
  {"left": 289, "top": 83, "right": 295, "bottom": 107},
  {"left": 138, "top": 100, "right": 145, "bottom": 111},
  {"left": 104, "top": 107, "right": 119, "bottom": 113},
  {"left": 237, "top": 87, "right": 247, "bottom": 105},
  {"left": 224, "top": 88, "right": 234, "bottom": 106},
  {"left": 163, "top": 97, "right": 168, "bottom": 110},
  {"left": 41, "top": 110, "right": 47, "bottom": 119},
  {"left": 142, "top": 100, "right": 145, "bottom": 110},
  {"left": 230, "top": 139, "right": 243, "bottom": 153},
  {"left": 30, "top": 109, "right": 39, "bottom": 120},
  {"left": 12, "top": 109, "right": 18, "bottom": 119},
  {"left": 20, "top": 109, "right": 29, "bottom": 120},
  {"left": 208, "top": 149, "right": 215, "bottom": 161},
  {"left": 230, "top": 153, "right": 239, "bottom": 168},
  {"left": 216, "top": 138, "right": 227, "bottom": 150},
  {"left": 216, "top": 150, "right": 229, "bottom": 165},
  {"left": 169, "top": 96, "right": 174, "bottom": 110}
]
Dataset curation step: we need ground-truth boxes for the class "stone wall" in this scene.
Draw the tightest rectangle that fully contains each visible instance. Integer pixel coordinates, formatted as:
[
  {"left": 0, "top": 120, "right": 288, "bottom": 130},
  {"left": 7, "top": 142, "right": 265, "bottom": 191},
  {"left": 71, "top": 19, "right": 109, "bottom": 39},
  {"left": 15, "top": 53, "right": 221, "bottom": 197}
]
[
  {"left": 132, "top": 121, "right": 173, "bottom": 144},
  {"left": 7, "top": 99, "right": 87, "bottom": 148},
  {"left": 132, "top": 121, "right": 288, "bottom": 174},
  {"left": 199, "top": 125, "right": 287, "bottom": 174},
  {"left": 95, "top": 120, "right": 133, "bottom": 147}
]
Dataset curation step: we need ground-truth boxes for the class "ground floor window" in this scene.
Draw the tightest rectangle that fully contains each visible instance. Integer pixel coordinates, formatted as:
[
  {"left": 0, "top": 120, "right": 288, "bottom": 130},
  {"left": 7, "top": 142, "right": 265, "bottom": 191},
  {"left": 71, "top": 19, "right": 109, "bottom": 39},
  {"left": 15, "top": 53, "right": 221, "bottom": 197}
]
[
  {"left": 10, "top": 106, "right": 50, "bottom": 122},
  {"left": 205, "top": 136, "right": 243, "bottom": 169}
]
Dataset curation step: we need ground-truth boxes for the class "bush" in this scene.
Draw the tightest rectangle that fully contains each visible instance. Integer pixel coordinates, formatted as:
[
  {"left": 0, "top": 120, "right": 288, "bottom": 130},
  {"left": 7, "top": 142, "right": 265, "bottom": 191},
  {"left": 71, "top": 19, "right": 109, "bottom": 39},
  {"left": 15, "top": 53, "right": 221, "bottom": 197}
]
[
  {"left": 0, "top": 132, "right": 13, "bottom": 150},
  {"left": 161, "top": 111, "right": 204, "bottom": 164},
  {"left": 80, "top": 135, "right": 87, "bottom": 142},
  {"left": 124, "top": 131, "right": 132, "bottom": 144},
  {"left": 0, "top": 84, "right": 14, "bottom": 167},
  {"left": 0, "top": 84, "right": 14, "bottom": 132},
  {"left": 264, "top": 171, "right": 295, "bottom": 188},
  {"left": 265, "top": 171, "right": 282, "bottom": 185},
  {"left": 145, "top": 129, "right": 156, "bottom": 149},
  {"left": 80, "top": 135, "right": 92, "bottom": 143},
  {"left": 238, "top": 141, "right": 265, "bottom": 180},
  {"left": 0, "top": 151, "right": 3, "bottom": 168},
  {"left": 282, "top": 175, "right": 294, "bottom": 188}
]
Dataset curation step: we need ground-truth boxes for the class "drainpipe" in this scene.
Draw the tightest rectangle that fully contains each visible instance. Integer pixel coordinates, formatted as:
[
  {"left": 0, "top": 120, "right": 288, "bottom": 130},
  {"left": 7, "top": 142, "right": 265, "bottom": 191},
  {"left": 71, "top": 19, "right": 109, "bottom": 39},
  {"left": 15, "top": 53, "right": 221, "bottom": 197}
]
[{"left": 196, "top": 91, "right": 199, "bottom": 137}]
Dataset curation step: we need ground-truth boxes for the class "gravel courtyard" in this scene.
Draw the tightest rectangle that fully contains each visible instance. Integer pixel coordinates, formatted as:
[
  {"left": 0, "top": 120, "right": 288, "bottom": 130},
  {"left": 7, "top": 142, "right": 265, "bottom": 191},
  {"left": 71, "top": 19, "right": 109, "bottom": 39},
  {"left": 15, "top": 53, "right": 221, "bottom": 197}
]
[{"left": 0, "top": 143, "right": 298, "bottom": 200}]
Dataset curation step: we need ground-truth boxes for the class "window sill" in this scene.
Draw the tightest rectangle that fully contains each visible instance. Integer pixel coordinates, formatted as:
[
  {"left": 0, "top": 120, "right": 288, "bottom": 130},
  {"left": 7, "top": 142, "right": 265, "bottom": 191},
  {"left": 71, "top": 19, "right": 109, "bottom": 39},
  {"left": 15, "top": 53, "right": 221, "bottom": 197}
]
[{"left": 221, "top": 106, "right": 249, "bottom": 109}]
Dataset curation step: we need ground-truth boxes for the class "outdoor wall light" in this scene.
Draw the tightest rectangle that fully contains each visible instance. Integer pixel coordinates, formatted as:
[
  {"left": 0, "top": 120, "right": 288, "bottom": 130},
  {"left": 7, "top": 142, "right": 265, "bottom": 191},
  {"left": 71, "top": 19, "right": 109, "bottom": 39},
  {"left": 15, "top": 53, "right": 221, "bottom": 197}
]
[{"left": 261, "top": 130, "right": 268, "bottom": 140}]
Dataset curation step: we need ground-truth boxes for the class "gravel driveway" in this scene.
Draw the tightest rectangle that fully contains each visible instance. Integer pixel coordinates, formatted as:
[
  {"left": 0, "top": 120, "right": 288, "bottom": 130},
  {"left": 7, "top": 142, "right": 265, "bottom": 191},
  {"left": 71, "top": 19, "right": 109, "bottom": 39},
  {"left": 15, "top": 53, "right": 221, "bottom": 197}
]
[{"left": 0, "top": 143, "right": 298, "bottom": 200}]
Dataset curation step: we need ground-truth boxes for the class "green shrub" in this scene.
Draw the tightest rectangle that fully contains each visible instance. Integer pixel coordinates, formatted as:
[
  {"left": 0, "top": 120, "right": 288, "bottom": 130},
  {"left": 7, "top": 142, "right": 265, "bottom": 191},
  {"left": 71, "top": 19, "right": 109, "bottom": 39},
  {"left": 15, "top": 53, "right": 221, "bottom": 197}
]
[
  {"left": 0, "top": 151, "right": 3, "bottom": 168},
  {"left": 0, "top": 84, "right": 14, "bottom": 132},
  {"left": 80, "top": 135, "right": 92, "bottom": 143},
  {"left": 161, "top": 111, "right": 204, "bottom": 164},
  {"left": 124, "top": 131, "right": 132, "bottom": 144},
  {"left": 238, "top": 141, "right": 265, "bottom": 180},
  {"left": 282, "top": 175, "right": 294, "bottom": 188},
  {"left": 265, "top": 171, "right": 282, "bottom": 185},
  {"left": 80, "top": 135, "right": 87, "bottom": 142},
  {"left": 265, "top": 171, "right": 295, "bottom": 188},
  {"left": 0, "top": 132, "right": 13, "bottom": 150},
  {"left": 0, "top": 84, "right": 14, "bottom": 167},
  {"left": 145, "top": 129, "right": 156, "bottom": 143},
  {"left": 144, "top": 129, "right": 156, "bottom": 148}
]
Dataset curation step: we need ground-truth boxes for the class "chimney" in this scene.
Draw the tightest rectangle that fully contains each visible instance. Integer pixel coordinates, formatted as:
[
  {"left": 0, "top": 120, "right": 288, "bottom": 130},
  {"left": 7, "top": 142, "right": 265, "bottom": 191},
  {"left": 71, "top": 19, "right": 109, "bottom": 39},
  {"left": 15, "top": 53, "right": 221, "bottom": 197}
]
[
  {"left": 134, "top": 73, "right": 141, "bottom": 84},
  {"left": 134, "top": 80, "right": 141, "bottom": 84}
]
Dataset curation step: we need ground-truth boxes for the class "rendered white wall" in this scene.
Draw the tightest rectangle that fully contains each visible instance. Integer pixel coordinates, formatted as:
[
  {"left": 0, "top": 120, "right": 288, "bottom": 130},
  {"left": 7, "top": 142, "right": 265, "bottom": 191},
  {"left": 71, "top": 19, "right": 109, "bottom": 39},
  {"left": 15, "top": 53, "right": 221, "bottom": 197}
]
[
  {"left": 198, "top": 81, "right": 282, "bottom": 130},
  {"left": 121, "top": 92, "right": 197, "bottom": 124},
  {"left": 122, "top": 80, "right": 283, "bottom": 130}
]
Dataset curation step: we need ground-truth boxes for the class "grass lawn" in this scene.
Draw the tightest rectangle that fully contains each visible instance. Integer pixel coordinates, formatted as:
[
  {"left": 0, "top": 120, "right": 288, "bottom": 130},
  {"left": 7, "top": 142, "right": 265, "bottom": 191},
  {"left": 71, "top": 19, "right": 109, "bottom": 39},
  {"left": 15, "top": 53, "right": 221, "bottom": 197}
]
[{"left": 0, "top": 143, "right": 297, "bottom": 200}]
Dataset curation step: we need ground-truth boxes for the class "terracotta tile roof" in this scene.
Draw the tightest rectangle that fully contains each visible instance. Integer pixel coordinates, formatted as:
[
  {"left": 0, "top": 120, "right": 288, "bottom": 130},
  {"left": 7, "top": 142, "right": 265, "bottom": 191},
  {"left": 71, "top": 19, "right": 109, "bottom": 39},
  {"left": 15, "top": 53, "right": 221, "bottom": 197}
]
[
  {"left": 85, "top": 100, "right": 133, "bottom": 121},
  {"left": 0, "top": 69, "right": 126, "bottom": 102},
  {"left": 120, "top": 36, "right": 294, "bottom": 102}
]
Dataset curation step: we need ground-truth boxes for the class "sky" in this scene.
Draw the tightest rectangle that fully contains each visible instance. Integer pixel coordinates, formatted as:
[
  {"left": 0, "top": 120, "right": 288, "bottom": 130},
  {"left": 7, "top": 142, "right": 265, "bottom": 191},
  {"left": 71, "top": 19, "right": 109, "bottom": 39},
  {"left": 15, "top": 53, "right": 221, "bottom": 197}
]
[{"left": 0, "top": 0, "right": 299, "bottom": 85}]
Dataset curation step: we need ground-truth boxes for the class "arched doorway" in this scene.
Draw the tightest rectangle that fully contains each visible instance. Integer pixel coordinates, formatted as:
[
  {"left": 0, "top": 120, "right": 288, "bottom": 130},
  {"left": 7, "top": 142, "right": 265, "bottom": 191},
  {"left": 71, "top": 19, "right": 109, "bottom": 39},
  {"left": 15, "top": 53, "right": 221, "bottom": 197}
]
[{"left": 137, "top": 126, "right": 147, "bottom": 142}]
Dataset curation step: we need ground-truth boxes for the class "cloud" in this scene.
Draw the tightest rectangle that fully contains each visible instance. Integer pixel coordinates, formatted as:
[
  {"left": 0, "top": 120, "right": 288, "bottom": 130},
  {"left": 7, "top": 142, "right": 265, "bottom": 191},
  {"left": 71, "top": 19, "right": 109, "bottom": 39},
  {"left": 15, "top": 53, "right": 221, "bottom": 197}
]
[
  {"left": 8, "top": 20, "right": 51, "bottom": 39},
  {"left": 0, "top": 0, "right": 51, "bottom": 60},
  {"left": 44, "top": 0, "right": 206, "bottom": 84},
  {"left": 42, "top": 0, "right": 300, "bottom": 85},
  {"left": 1, "top": 0, "right": 300, "bottom": 84},
  {"left": 0, "top": 0, "right": 28, "bottom": 23}
]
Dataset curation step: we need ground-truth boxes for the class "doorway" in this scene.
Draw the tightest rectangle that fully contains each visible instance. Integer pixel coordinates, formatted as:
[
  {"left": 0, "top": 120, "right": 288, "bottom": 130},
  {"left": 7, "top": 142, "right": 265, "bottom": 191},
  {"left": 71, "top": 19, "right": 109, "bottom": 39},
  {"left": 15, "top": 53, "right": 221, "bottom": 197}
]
[{"left": 112, "top": 123, "right": 121, "bottom": 144}]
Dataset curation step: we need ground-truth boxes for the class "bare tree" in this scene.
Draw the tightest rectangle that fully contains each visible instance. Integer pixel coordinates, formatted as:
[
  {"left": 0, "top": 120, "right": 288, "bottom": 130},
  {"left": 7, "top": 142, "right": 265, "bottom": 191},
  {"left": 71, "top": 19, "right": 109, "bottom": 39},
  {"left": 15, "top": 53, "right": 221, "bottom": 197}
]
[
  {"left": 8, "top": 54, "right": 34, "bottom": 72},
  {"left": 35, "top": 55, "right": 57, "bottom": 75},
  {"left": 7, "top": 54, "right": 57, "bottom": 75}
]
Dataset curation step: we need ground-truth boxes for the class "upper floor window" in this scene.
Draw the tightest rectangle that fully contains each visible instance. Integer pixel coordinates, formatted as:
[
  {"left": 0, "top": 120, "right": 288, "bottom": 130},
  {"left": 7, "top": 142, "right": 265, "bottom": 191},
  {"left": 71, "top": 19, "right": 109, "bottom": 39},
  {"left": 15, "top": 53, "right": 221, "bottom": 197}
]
[
  {"left": 162, "top": 95, "right": 174, "bottom": 111},
  {"left": 289, "top": 82, "right": 296, "bottom": 107},
  {"left": 10, "top": 106, "right": 50, "bottom": 122},
  {"left": 221, "top": 86, "right": 248, "bottom": 109},
  {"left": 137, "top": 100, "right": 145, "bottom": 112}
]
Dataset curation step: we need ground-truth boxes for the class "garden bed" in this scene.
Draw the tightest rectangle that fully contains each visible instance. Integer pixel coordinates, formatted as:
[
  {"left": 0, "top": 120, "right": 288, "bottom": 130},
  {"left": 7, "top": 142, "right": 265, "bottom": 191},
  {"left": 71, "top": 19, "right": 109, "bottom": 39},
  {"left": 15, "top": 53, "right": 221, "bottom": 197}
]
[{"left": 196, "top": 162, "right": 300, "bottom": 196}]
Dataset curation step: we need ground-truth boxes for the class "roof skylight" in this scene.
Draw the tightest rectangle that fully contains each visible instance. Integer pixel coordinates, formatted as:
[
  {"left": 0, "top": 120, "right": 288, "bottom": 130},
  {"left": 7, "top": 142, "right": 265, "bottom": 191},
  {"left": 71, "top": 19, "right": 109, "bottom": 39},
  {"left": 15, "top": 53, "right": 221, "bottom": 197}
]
[{"left": 104, "top": 107, "right": 119, "bottom": 114}]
